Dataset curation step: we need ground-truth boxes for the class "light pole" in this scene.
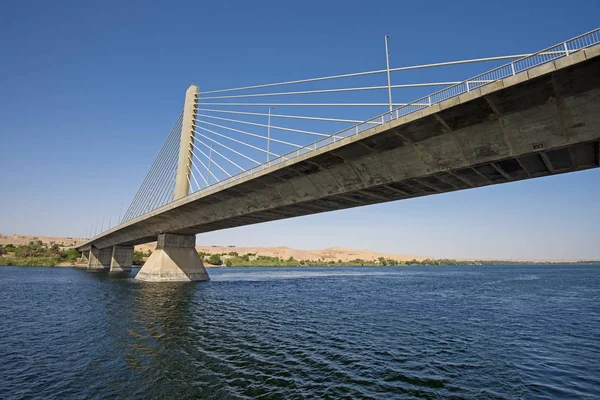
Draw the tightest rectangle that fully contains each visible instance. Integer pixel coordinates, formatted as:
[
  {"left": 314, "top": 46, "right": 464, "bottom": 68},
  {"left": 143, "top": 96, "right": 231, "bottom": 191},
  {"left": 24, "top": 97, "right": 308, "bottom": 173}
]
[
  {"left": 384, "top": 35, "right": 393, "bottom": 113},
  {"left": 118, "top": 203, "right": 123, "bottom": 225},
  {"left": 207, "top": 145, "right": 213, "bottom": 184},
  {"left": 267, "top": 107, "right": 274, "bottom": 163}
]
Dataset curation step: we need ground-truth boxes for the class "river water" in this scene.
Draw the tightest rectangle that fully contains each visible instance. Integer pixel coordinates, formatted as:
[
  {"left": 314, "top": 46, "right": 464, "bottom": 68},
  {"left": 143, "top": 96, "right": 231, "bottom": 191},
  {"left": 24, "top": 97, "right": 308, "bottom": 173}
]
[{"left": 0, "top": 265, "right": 598, "bottom": 399}]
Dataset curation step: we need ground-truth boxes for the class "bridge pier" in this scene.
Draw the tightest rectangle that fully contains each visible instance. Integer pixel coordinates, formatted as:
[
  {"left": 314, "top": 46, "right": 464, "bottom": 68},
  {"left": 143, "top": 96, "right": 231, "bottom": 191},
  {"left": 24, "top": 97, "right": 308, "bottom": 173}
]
[
  {"left": 81, "top": 250, "right": 89, "bottom": 264},
  {"left": 134, "top": 233, "right": 209, "bottom": 282},
  {"left": 88, "top": 246, "right": 111, "bottom": 271},
  {"left": 110, "top": 245, "right": 133, "bottom": 273}
]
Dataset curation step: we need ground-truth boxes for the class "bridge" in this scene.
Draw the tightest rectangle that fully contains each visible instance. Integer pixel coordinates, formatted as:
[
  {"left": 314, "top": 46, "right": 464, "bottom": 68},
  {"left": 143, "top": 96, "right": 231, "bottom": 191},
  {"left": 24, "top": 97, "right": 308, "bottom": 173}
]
[{"left": 77, "top": 29, "right": 600, "bottom": 281}]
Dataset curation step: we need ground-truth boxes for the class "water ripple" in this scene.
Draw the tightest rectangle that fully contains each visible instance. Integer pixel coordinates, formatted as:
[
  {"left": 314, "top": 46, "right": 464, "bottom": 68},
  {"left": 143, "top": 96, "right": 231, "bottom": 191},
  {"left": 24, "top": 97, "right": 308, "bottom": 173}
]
[{"left": 0, "top": 265, "right": 599, "bottom": 399}]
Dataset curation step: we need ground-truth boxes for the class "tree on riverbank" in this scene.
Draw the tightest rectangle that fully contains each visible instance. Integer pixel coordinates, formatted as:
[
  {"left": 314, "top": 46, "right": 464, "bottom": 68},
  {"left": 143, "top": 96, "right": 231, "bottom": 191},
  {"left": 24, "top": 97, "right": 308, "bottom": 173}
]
[
  {"left": 133, "top": 250, "right": 152, "bottom": 265},
  {"left": 206, "top": 254, "right": 223, "bottom": 265}
]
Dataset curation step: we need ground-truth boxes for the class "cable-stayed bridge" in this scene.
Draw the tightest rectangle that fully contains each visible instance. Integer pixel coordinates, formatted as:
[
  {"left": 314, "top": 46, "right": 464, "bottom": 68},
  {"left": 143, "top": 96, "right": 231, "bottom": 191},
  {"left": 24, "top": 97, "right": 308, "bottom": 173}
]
[{"left": 77, "top": 29, "right": 600, "bottom": 281}]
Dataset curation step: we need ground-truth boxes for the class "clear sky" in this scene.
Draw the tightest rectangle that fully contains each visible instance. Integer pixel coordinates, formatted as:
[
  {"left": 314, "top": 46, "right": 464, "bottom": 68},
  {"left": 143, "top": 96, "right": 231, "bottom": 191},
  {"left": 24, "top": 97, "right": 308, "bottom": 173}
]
[{"left": 1, "top": 0, "right": 599, "bottom": 260}]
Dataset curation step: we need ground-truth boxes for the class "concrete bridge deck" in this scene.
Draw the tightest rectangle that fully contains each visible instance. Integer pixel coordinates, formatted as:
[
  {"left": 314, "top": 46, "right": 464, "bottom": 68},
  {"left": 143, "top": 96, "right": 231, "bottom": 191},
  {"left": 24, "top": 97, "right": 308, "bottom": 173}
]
[{"left": 78, "top": 45, "right": 600, "bottom": 253}]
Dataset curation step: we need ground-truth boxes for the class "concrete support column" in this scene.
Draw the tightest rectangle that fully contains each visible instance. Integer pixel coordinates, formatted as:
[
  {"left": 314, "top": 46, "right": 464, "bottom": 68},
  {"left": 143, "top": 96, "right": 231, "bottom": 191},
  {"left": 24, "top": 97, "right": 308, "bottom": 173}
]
[
  {"left": 174, "top": 85, "right": 199, "bottom": 200},
  {"left": 110, "top": 245, "right": 134, "bottom": 273},
  {"left": 135, "top": 233, "right": 209, "bottom": 282},
  {"left": 81, "top": 250, "right": 90, "bottom": 263},
  {"left": 88, "top": 246, "right": 111, "bottom": 271}
]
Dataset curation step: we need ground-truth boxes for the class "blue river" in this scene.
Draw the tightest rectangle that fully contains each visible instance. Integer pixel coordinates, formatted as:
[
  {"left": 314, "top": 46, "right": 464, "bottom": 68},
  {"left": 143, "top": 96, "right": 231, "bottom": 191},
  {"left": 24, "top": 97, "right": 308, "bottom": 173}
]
[{"left": 0, "top": 265, "right": 599, "bottom": 399}]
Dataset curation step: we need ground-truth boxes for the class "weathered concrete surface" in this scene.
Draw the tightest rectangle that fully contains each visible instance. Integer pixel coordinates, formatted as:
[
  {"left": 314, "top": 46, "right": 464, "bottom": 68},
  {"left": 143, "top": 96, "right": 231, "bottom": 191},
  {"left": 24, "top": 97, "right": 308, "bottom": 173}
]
[
  {"left": 109, "top": 245, "right": 133, "bottom": 273},
  {"left": 174, "top": 85, "right": 199, "bottom": 200},
  {"left": 134, "top": 233, "right": 209, "bottom": 282},
  {"left": 78, "top": 45, "right": 600, "bottom": 251},
  {"left": 88, "top": 246, "right": 111, "bottom": 271}
]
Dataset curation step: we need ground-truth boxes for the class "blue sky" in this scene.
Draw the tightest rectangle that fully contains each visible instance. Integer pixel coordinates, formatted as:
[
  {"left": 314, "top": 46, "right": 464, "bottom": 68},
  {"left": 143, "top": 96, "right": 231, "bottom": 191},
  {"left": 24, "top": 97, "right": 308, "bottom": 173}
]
[{"left": 1, "top": 0, "right": 599, "bottom": 259}]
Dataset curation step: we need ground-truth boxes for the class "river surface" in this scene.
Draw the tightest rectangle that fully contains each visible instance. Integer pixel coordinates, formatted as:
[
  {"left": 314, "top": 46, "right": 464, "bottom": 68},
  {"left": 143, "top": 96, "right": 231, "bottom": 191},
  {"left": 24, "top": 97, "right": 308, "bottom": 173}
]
[{"left": 0, "top": 265, "right": 599, "bottom": 399}]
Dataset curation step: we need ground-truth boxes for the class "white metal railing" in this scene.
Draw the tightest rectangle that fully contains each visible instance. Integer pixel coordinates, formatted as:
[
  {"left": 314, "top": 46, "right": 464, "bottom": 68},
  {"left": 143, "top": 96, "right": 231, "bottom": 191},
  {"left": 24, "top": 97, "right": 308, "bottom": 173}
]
[{"left": 186, "top": 27, "right": 600, "bottom": 197}]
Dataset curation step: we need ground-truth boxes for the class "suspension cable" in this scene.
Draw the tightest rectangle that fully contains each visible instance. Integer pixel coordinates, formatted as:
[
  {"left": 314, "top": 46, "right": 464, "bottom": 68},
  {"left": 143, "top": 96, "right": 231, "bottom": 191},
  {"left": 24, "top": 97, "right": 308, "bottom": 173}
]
[
  {"left": 123, "top": 117, "right": 180, "bottom": 221},
  {"left": 196, "top": 108, "right": 379, "bottom": 124},
  {"left": 140, "top": 126, "right": 180, "bottom": 216},
  {"left": 196, "top": 102, "right": 420, "bottom": 107},
  {"left": 123, "top": 114, "right": 182, "bottom": 222},
  {"left": 191, "top": 142, "right": 232, "bottom": 177},
  {"left": 196, "top": 114, "right": 328, "bottom": 137},
  {"left": 131, "top": 121, "right": 181, "bottom": 218},
  {"left": 194, "top": 139, "right": 245, "bottom": 172},
  {"left": 194, "top": 125, "right": 281, "bottom": 159},
  {"left": 189, "top": 155, "right": 209, "bottom": 185},
  {"left": 149, "top": 155, "right": 178, "bottom": 212},
  {"left": 199, "top": 54, "right": 533, "bottom": 95},
  {"left": 198, "top": 82, "right": 461, "bottom": 100},
  {"left": 191, "top": 150, "right": 220, "bottom": 183},
  {"left": 146, "top": 129, "right": 182, "bottom": 213},
  {"left": 155, "top": 169, "right": 177, "bottom": 209},
  {"left": 195, "top": 118, "right": 305, "bottom": 147},
  {"left": 193, "top": 129, "right": 263, "bottom": 165},
  {"left": 186, "top": 171, "right": 198, "bottom": 194}
]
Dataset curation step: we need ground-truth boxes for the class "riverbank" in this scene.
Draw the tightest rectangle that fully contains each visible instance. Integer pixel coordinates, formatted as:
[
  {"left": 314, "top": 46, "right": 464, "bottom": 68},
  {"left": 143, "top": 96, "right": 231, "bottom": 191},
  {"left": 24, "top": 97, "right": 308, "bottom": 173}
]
[
  {"left": 2, "top": 257, "right": 598, "bottom": 269},
  {"left": 1, "top": 235, "right": 598, "bottom": 268},
  {"left": 0, "top": 241, "right": 82, "bottom": 267},
  {"left": 198, "top": 251, "right": 600, "bottom": 267},
  {"left": 1, "top": 234, "right": 430, "bottom": 264},
  {"left": 0, "top": 257, "right": 87, "bottom": 268}
]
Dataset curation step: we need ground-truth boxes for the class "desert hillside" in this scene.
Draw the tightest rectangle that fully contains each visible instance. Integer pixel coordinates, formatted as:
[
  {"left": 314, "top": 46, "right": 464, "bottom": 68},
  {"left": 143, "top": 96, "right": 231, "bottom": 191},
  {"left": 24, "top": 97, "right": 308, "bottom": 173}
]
[
  {"left": 193, "top": 245, "right": 428, "bottom": 263},
  {"left": 0, "top": 234, "right": 427, "bottom": 263},
  {"left": 0, "top": 234, "right": 85, "bottom": 248}
]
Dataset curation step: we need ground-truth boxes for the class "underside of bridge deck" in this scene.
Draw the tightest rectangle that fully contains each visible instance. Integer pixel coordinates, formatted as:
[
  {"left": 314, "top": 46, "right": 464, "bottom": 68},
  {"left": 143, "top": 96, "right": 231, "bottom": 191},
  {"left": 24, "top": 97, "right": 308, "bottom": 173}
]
[{"left": 80, "top": 46, "right": 600, "bottom": 257}]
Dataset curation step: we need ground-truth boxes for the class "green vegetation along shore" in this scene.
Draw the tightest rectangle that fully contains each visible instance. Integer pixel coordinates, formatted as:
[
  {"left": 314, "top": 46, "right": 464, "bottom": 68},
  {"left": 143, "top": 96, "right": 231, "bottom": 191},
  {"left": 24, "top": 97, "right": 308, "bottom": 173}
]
[
  {"left": 198, "top": 251, "right": 600, "bottom": 267},
  {"left": 0, "top": 241, "right": 80, "bottom": 267},
  {"left": 1, "top": 242, "right": 598, "bottom": 268}
]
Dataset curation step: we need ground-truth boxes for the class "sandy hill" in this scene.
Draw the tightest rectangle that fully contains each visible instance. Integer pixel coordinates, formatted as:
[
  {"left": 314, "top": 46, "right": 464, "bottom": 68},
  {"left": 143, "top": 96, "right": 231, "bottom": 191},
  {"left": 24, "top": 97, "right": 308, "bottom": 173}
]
[
  {"left": 0, "top": 234, "right": 85, "bottom": 248},
  {"left": 149, "top": 244, "right": 427, "bottom": 262},
  {"left": 1, "top": 234, "right": 427, "bottom": 262}
]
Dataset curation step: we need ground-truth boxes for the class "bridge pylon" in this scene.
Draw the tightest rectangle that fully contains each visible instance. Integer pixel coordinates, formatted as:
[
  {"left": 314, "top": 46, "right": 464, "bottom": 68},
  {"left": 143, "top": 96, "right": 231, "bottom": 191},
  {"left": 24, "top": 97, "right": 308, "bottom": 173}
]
[
  {"left": 174, "top": 85, "right": 199, "bottom": 200},
  {"left": 135, "top": 85, "right": 209, "bottom": 282}
]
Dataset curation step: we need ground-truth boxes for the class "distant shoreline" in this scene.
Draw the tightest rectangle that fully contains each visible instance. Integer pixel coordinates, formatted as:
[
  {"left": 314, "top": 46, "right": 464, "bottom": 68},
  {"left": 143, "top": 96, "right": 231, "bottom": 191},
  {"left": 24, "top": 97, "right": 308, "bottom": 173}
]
[
  {"left": 1, "top": 234, "right": 598, "bottom": 268},
  {"left": 1, "top": 260, "right": 599, "bottom": 269}
]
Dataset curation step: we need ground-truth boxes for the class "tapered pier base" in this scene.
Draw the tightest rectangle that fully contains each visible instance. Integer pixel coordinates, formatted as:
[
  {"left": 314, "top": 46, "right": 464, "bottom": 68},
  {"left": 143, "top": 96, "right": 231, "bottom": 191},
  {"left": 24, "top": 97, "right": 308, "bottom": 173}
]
[
  {"left": 134, "top": 233, "right": 209, "bottom": 282},
  {"left": 88, "top": 246, "right": 111, "bottom": 271},
  {"left": 110, "top": 245, "right": 133, "bottom": 273}
]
